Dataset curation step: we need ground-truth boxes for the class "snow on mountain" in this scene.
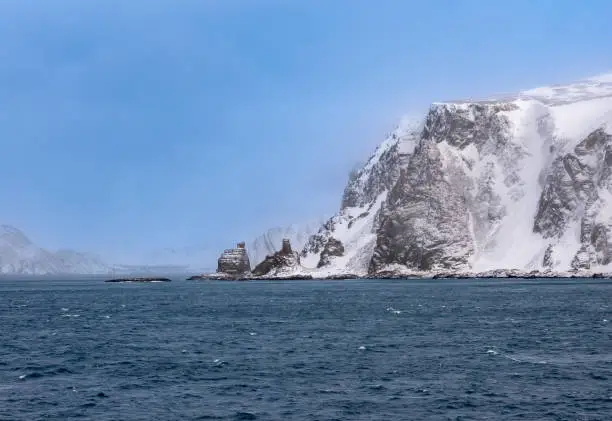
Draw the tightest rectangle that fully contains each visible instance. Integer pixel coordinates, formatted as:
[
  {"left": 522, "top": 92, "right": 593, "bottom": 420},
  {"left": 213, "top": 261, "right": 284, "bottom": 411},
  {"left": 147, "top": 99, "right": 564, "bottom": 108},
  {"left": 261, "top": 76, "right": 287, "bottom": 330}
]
[
  {"left": 300, "top": 117, "right": 423, "bottom": 275},
  {"left": 297, "top": 72, "right": 612, "bottom": 276},
  {"left": 0, "top": 225, "right": 112, "bottom": 275},
  {"left": 0, "top": 224, "right": 216, "bottom": 276},
  {"left": 248, "top": 220, "right": 325, "bottom": 266}
]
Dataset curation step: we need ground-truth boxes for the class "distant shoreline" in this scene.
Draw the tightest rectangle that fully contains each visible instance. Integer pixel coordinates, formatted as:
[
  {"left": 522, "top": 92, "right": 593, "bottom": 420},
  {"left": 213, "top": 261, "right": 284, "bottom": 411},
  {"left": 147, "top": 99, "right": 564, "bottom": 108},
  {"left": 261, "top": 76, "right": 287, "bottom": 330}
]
[
  {"left": 187, "top": 271, "right": 612, "bottom": 281},
  {"left": 1, "top": 271, "right": 610, "bottom": 282}
]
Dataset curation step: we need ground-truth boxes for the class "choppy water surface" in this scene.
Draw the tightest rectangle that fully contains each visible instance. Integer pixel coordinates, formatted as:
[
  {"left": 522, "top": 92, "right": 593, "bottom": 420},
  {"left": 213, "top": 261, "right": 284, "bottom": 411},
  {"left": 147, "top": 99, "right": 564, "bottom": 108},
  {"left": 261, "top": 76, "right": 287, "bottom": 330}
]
[{"left": 1, "top": 278, "right": 611, "bottom": 420}]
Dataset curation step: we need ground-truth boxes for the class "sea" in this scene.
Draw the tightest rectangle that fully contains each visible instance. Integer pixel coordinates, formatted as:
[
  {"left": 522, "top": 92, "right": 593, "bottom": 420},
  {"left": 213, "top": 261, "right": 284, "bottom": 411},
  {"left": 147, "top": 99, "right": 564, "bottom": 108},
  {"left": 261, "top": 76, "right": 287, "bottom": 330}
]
[{"left": 1, "top": 278, "right": 611, "bottom": 420}]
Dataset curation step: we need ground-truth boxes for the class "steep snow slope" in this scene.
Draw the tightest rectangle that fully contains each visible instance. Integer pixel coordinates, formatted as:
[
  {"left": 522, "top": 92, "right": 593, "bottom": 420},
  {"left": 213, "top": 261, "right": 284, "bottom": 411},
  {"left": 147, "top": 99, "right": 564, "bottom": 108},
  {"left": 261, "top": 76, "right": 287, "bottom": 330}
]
[{"left": 300, "top": 72, "right": 612, "bottom": 275}]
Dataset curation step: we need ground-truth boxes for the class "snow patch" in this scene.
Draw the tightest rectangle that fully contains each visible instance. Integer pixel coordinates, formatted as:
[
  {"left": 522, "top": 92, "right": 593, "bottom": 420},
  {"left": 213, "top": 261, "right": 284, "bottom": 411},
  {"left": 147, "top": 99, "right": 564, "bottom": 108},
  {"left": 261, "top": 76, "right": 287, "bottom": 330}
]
[
  {"left": 301, "top": 193, "right": 388, "bottom": 276},
  {"left": 552, "top": 97, "right": 612, "bottom": 149}
]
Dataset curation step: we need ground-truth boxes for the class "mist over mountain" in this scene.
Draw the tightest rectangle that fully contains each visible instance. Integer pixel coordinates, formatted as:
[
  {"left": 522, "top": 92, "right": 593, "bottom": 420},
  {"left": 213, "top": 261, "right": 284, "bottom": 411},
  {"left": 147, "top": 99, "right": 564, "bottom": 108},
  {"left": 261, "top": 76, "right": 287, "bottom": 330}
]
[{"left": 0, "top": 225, "right": 211, "bottom": 276}]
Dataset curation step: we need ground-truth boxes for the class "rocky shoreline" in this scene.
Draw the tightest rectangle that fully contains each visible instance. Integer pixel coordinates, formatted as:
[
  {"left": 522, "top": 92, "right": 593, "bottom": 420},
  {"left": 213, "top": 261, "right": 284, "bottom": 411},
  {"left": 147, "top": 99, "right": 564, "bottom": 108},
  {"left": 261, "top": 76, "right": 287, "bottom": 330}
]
[
  {"left": 187, "top": 269, "right": 612, "bottom": 281},
  {"left": 199, "top": 238, "right": 612, "bottom": 281}
]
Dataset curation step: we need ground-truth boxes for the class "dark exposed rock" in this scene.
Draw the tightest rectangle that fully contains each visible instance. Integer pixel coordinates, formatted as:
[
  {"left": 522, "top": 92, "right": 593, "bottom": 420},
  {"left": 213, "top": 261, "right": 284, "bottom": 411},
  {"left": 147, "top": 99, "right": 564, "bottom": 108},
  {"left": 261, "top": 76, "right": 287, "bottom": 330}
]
[
  {"left": 188, "top": 272, "right": 247, "bottom": 281},
  {"left": 341, "top": 129, "right": 416, "bottom": 210},
  {"left": 370, "top": 140, "right": 474, "bottom": 272},
  {"left": 299, "top": 119, "right": 422, "bottom": 275},
  {"left": 251, "top": 274, "right": 313, "bottom": 280},
  {"left": 280, "top": 239, "right": 292, "bottom": 254},
  {"left": 591, "top": 224, "right": 611, "bottom": 265},
  {"left": 571, "top": 245, "right": 593, "bottom": 271},
  {"left": 534, "top": 129, "right": 612, "bottom": 269},
  {"left": 372, "top": 268, "right": 612, "bottom": 280},
  {"left": 542, "top": 244, "right": 554, "bottom": 268},
  {"left": 322, "top": 273, "right": 361, "bottom": 280},
  {"left": 368, "top": 102, "right": 524, "bottom": 274},
  {"left": 421, "top": 102, "right": 517, "bottom": 150},
  {"left": 317, "top": 238, "right": 345, "bottom": 268},
  {"left": 217, "top": 243, "right": 251, "bottom": 275},
  {"left": 534, "top": 129, "right": 610, "bottom": 239},
  {"left": 252, "top": 239, "right": 300, "bottom": 276},
  {"left": 105, "top": 277, "right": 171, "bottom": 283},
  {"left": 301, "top": 219, "right": 337, "bottom": 259}
]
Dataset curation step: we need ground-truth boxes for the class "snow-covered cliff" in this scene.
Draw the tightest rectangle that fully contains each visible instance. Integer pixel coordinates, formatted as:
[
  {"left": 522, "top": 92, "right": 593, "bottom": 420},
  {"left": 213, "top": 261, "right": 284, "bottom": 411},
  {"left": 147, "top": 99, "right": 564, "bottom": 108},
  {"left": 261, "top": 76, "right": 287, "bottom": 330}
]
[
  {"left": 299, "top": 117, "right": 423, "bottom": 275},
  {"left": 300, "top": 73, "right": 612, "bottom": 276}
]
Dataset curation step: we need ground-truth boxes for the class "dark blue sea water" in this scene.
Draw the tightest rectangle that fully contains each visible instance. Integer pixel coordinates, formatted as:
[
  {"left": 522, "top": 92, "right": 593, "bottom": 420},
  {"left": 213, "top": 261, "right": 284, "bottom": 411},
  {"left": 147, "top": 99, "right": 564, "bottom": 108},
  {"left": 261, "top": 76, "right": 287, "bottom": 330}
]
[{"left": 1, "top": 278, "right": 611, "bottom": 420}]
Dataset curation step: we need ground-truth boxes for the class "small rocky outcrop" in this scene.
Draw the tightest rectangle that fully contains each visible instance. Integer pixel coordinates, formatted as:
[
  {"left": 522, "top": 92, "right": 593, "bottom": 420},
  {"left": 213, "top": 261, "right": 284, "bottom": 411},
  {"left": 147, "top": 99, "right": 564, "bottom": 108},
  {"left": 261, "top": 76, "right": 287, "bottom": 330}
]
[
  {"left": 105, "top": 277, "right": 172, "bottom": 283},
  {"left": 217, "top": 242, "right": 251, "bottom": 275},
  {"left": 317, "top": 237, "right": 345, "bottom": 268},
  {"left": 324, "top": 273, "right": 361, "bottom": 280},
  {"left": 252, "top": 239, "right": 300, "bottom": 276}
]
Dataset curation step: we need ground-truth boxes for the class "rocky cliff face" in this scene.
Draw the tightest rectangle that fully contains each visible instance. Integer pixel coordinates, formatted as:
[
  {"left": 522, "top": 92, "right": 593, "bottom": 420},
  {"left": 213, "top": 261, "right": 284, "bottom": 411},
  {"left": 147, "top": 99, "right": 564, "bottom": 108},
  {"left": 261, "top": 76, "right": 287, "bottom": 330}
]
[
  {"left": 534, "top": 128, "right": 612, "bottom": 270},
  {"left": 299, "top": 73, "right": 612, "bottom": 276},
  {"left": 217, "top": 242, "right": 251, "bottom": 275},
  {"left": 252, "top": 239, "right": 301, "bottom": 276},
  {"left": 300, "top": 117, "right": 423, "bottom": 274}
]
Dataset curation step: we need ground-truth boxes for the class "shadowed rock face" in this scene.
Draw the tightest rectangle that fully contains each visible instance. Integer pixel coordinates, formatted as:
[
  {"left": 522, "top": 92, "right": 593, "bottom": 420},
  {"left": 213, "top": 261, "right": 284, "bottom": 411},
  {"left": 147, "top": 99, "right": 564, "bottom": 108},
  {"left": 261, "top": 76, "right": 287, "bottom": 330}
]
[
  {"left": 301, "top": 218, "right": 338, "bottom": 259},
  {"left": 370, "top": 142, "right": 474, "bottom": 272},
  {"left": 217, "top": 243, "right": 251, "bottom": 275},
  {"left": 534, "top": 129, "right": 612, "bottom": 270},
  {"left": 370, "top": 102, "right": 515, "bottom": 273},
  {"left": 252, "top": 239, "right": 300, "bottom": 276},
  {"left": 543, "top": 244, "right": 554, "bottom": 268},
  {"left": 317, "top": 238, "right": 345, "bottom": 268},
  {"left": 341, "top": 132, "right": 412, "bottom": 210},
  {"left": 280, "top": 239, "right": 292, "bottom": 254}
]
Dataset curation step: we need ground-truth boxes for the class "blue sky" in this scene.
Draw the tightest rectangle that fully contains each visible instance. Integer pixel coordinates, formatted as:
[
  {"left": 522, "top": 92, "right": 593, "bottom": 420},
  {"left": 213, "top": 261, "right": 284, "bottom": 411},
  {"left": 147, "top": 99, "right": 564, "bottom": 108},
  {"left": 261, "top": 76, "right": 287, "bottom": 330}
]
[{"left": 0, "top": 0, "right": 611, "bottom": 264}]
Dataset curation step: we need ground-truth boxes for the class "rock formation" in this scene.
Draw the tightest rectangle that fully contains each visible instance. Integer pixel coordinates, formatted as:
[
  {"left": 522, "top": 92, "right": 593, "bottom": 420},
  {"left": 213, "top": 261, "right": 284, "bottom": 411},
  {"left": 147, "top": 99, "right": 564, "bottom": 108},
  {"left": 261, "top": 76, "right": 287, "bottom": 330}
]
[
  {"left": 247, "top": 220, "right": 325, "bottom": 266},
  {"left": 217, "top": 242, "right": 251, "bottom": 275},
  {"left": 317, "top": 238, "right": 345, "bottom": 268},
  {"left": 105, "top": 277, "right": 172, "bottom": 283},
  {"left": 252, "top": 239, "right": 301, "bottom": 276}
]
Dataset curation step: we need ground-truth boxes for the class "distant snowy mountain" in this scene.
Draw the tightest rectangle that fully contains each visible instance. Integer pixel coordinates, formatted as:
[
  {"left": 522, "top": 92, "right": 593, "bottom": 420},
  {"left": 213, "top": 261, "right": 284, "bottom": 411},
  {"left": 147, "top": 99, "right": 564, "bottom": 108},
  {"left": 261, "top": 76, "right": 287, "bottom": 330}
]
[
  {"left": 295, "top": 72, "right": 612, "bottom": 276},
  {"left": 0, "top": 225, "right": 209, "bottom": 276},
  {"left": 0, "top": 225, "right": 112, "bottom": 275},
  {"left": 248, "top": 220, "right": 326, "bottom": 266}
]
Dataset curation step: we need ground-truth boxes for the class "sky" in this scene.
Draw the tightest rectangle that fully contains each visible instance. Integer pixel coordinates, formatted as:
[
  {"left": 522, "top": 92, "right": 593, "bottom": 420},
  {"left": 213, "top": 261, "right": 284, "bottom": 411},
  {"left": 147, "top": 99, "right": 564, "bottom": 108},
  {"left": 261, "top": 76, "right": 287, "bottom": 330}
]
[{"left": 0, "top": 0, "right": 611, "bottom": 265}]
